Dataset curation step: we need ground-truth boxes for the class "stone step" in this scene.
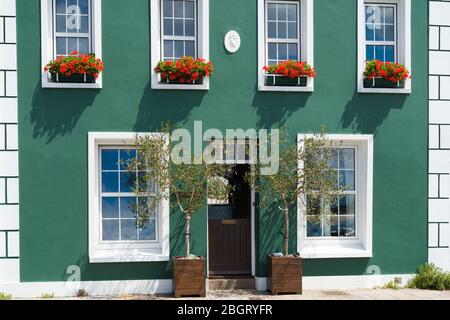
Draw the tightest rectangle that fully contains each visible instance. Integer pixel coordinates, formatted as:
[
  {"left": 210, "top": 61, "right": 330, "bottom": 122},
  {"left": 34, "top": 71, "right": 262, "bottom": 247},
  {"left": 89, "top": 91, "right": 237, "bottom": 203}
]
[{"left": 208, "top": 277, "right": 256, "bottom": 290}]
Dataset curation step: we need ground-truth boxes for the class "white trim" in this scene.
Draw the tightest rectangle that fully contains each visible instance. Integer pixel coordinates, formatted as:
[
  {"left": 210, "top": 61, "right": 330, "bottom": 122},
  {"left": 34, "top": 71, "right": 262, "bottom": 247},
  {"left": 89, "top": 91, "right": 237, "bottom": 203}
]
[
  {"left": 255, "top": 274, "right": 414, "bottom": 291},
  {"left": 297, "top": 134, "right": 374, "bottom": 259},
  {"left": 357, "top": 0, "right": 411, "bottom": 94},
  {"left": 88, "top": 132, "right": 170, "bottom": 263},
  {"left": 0, "top": 279, "right": 172, "bottom": 298},
  {"left": 258, "top": 0, "right": 314, "bottom": 92},
  {"left": 150, "top": 0, "right": 210, "bottom": 90},
  {"left": 40, "top": 0, "right": 103, "bottom": 89}
]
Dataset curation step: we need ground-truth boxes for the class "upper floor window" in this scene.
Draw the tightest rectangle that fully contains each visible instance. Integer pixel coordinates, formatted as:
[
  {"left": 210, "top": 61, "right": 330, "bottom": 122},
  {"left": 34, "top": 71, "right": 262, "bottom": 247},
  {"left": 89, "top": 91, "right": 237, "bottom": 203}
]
[
  {"left": 151, "top": 0, "right": 210, "bottom": 90},
  {"left": 258, "top": 0, "right": 314, "bottom": 92},
  {"left": 40, "top": 0, "right": 102, "bottom": 89},
  {"left": 54, "top": 0, "right": 92, "bottom": 57},
  {"left": 357, "top": 0, "right": 411, "bottom": 94}
]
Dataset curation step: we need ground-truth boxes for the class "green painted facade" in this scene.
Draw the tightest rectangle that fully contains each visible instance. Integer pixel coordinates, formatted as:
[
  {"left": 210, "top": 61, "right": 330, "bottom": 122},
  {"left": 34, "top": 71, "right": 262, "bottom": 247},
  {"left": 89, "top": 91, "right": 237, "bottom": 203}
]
[{"left": 16, "top": 0, "right": 428, "bottom": 282}]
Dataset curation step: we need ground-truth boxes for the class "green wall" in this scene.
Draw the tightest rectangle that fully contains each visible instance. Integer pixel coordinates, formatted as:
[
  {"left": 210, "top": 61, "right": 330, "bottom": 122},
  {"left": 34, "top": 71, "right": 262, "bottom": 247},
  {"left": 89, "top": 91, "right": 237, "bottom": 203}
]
[{"left": 17, "top": 0, "right": 428, "bottom": 282}]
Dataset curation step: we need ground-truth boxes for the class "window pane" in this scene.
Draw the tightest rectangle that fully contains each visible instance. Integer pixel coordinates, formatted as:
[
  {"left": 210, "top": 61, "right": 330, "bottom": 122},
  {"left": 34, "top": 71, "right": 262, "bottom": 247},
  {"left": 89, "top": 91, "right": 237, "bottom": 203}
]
[
  {"left": 268, "top": 22, "right": 276, "bottom": 38},
  {"left": 79, "top": 0, "right": 89, "bottom": 14},
  {"left": 121, "top": 219, "right": 138, "bottom": 240},
  {"left": 185, "top": 41, "right": 195, "bottom": 57},
  {"left": 339, "top": 149, "right": 355, "bottom": 169},
  {"left": 287, "top": 22, "right": 297, "bottom": 39},
  {"left": 323, "top": 216, "right": 338, "bottom": 237},
  {"left": 385, "top": 7, "right": 394, "bottom": 24},
  {"left": 375, "top": 45, "right": 384, "bottom": 61},
  {"left": 102, "top": 150, "right": 118, "bottom": 170},
  {"left": 102, "top": 197, "right": 119, "bottom": 219},
  {"left": 56, "top": 15, "right": 66, "bottom": 32},
  {"left": 339, "top": 195, "right": 355, "bottom": 217},
  {"left": 267, "top": 3, "right": 276, "bottom": 20},
  {"left": 67, "top": 0, "right": 77, "bottom": 8},
  {"left": 268, "top": 60, "right": 277, "bottom": 66},
  {"left": 385, "top": 46, "right": 395, "bottom": 62},
  {"left": 287, "top": 4, "right": 297, "bottom": 21},
  {"left": 185, "top": 19, "right": 194, "bottom": 36},
  {"left": 385, "top": 24, "right": 394, "bottom": 41},
  {"left": 164, "top": 18, "right": 173, "bottom": 36},
  {"left": 79, "top": 37, "right": 89, "bottom": 54},
  {"left": 164, "top": 40, "right": 173, "bottom": 58},
  {"left": 277, "top": 22, "right": 287, "bottom": 38},
  {"left": 268, "top": 43, "right": 277, "bottom": 61},
  {"left": 102, "top": 172, "right": 119, "bottom": 193},
  {"left": 56, "top": 0, "right": 66, "bottom": 14},
  {"left": 174, "top": 0, "right": 184, "bottom": 18},
  {"left": 277, "top": 4, "right": 287, "bottom": 21},
  {"left": 339, "top": 170, "right": 355, "bottom": 190},
  {"left": 278, "top": 43, "right": 287, "bottom": 60},
  {"left": 80, "top": 15, "right": 89, "bottom": 33},
  {"left": 120, "top": 172, "right": 136, "bottom": 193},
  {"left": 288, "top": 43, "right": 298, "bottom": 60},
  {"left": 163, "top": 0, "right": 173, "bottom": 17},
  {"left": 67, "top": 15, "right": 80, "bottom": 33},
  {"left": 365, "top": 6, "right": 375, "bottom": 24},
  {"left": 327, "top": 149, "right": 338, "bottom": 169},
  {"left": 120, "top": 149, "right": 136, "bottom": 171},
  {"left": 307, "top": 216, "right": 321, "bottom": 237},
  {"left": 340, "top": 215, "right": 355, "bottom": 237},
  {"left": 56, "top": 37, "right": 67, "bottom": 55},
  {"left": 68, "top": 37, "right": 78, "bottom": 53},
  {"left": 366, "top": 45, "right": 374, "bottom": 61},
  {"left": 185, "top": 0, "right": 194, "bottom": 18},
  {"left": 139, "top": 220, "right": 156, "bottom": 240},
  {"left": 374, "top": 24, "right": 384, "bottom": 41},
  {"left": 366, "top": 24, "right": 374, "bottom": 41},
  {"left": 174, "top": 19, "right": 183, "bottom": 36},
  {"left": 120, "top": 197, "right": 136, "bottom": 219},
  {"left": 174, "top": 40, "right": 184, "bottom": 58},
  {"left": 102, "top": 220, "right": 119, "bottom": 241}
]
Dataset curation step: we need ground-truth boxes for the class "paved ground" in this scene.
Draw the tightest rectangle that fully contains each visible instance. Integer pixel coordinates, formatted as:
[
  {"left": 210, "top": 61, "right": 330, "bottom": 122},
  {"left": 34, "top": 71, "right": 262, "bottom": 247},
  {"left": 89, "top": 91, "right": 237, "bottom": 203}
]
[{"left": 62, "top": 289, "right": 450, "bottom": 300}]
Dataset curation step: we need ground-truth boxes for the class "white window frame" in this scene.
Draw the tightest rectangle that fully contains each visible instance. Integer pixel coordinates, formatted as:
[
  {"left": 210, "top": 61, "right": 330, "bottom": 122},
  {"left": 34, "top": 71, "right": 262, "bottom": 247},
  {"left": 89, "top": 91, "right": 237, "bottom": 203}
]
[
  {"left": 88, "top": 132, "right": 170, "bottom": 263},
  {"left": 258, "top": 0, "right": 314, "bottom": 92},
  {"left": 357, "top": 0, "right": 411, "bottom": 94},
  {"left": 297, "top": 134, "right": 374, "bottom": 259},
  {"left": 40, "top": 0, "right": 102, "bottom": 89},
  {"left": 150, "top": 0, "right": 210, "bottom": 90}
]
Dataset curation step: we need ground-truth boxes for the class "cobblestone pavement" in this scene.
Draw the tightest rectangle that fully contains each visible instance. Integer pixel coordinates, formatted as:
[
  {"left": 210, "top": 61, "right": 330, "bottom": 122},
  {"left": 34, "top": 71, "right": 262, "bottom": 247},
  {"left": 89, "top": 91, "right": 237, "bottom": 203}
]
[{"left": 60, "top": 289, "right": 450, "bottom": 300}]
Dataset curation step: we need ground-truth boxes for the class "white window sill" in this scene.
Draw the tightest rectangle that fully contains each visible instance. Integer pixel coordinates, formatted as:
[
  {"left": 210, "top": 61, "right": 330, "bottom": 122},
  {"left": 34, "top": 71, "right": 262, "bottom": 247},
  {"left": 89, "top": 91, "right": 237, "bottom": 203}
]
[
  {"left": 300, "top": 244, "right": 372, "bottom": 259},
  {"left": 358, "top": 87, "right": 411, "bottom": 94},
  {"left": 41, "top": 75, "right": 102, "bottom": 89},
  {"left": 89, "top": 253, "right": 169, "bottom": 264},
  {"left": 258, "top": 85, "right": 314, "bottom": 92}
]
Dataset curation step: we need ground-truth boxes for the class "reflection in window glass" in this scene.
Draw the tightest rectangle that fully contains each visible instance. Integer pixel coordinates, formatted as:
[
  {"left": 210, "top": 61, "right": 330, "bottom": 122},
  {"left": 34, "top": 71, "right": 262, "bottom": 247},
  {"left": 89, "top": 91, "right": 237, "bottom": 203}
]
[{"left": 365, "top": 4, "right": 396, "bottom": 62}]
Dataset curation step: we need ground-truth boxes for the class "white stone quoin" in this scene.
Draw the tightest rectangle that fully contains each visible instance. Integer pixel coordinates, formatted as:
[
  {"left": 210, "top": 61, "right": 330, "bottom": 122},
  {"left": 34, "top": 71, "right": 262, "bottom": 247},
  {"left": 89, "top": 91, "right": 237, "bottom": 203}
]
[
  {"left": 428, "top": 0, "right": 450, "bottom": 271},
  {"left": 0, "top": 0, "right": 19, "bottom": 284}
]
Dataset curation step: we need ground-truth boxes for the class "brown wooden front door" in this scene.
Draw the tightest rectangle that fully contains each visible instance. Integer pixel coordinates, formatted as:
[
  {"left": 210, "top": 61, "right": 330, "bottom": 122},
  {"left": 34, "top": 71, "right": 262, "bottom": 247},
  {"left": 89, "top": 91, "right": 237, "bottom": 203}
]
[{"left": 208, "top": 165, "right": 252, "bottom": 276}]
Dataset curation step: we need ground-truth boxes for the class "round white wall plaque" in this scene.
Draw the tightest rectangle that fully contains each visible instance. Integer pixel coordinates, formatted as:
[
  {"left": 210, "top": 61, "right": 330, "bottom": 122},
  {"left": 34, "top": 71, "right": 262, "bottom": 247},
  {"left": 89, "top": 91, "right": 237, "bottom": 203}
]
[{"left": 224, "top": 31, "right": 241, "bottom": 54}]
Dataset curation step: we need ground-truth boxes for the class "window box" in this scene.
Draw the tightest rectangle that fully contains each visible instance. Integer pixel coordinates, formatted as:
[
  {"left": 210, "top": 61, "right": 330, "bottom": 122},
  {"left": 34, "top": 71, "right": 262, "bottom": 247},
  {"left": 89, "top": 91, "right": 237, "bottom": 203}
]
[
  {"left": 50, "top": 72, "right": 95, "bottom": 84},
  {"left": 363, "top": 77, "right": 405, "bottom": 89},
  {"left": 160, "top": 76, "right": 204, "bottom": 86},
  {"left": 265, "top": 74, "right": 307, "bottom": 87}
]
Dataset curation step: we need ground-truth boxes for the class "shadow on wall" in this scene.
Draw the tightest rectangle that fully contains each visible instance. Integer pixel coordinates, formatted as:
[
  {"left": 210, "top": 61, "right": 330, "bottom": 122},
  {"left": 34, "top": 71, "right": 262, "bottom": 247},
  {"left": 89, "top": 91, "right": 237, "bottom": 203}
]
[
  {"left": 340, "top": 93, "right": 408, "bottom": 135},
  {"left": 133, "top": 83, "right": 206, "bottom": 132},
  {"left": 251, "top": 89, "right": 312, "bottom": 128},
  {"left": 29, "top": 84, "right": 99, "bottom": 143}
]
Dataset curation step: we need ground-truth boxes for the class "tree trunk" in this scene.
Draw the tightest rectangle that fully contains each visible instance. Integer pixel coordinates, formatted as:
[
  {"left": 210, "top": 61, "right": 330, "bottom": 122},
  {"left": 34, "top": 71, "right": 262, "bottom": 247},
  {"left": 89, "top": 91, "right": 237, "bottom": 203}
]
[
  {"left": 185, "top": 212, "right": 191, "bottom": 257},
  {"left": 284, "top": 207, "right": 289, "bottom": 256}
]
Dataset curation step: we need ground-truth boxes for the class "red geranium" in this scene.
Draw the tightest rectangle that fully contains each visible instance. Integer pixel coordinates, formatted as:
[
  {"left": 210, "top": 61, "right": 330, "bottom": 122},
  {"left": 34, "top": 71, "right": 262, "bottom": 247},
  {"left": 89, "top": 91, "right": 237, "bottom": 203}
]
[
  {"left": 364, "top": 60, "right": 410, "bottom": 83},
  {"left": 154, "top": 56, "right": 214, "bottom": 84},
  {"left": 263, "top": 60, "right": 316, "bottom": 78},
  {"left": 44, "top": 51, "right": 104, "bottom": 78}
]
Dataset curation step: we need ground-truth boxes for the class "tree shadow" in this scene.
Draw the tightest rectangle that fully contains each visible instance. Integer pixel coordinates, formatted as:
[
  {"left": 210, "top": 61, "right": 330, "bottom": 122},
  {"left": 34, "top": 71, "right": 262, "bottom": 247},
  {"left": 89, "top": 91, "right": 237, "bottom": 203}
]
[
  {"left": 340, "top": 93, "right": 408, "bottom": 135},
  {"left": 251, "top": 89, "right": 311, "bottom": 128},
  {"left": 29, "top": 84, "right": 99, "bottom": 143},
  {"left": 133, "top": 82, "right": 206, "bottom": 132}
]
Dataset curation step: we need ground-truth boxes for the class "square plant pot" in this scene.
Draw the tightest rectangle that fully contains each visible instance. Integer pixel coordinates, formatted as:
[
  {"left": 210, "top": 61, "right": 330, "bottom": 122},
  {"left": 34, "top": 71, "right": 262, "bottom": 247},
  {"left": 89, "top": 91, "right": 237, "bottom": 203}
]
[
  {"left": 265, "top": 75, "right": 307, "bottom": 87},
  {"left": 363, "top": 77, "right": 405, "bottom": 89},
  {"left": 173, "top": 256, "right": 206, "bottom": 298},
  {"left": 50, "top": 73, "right": 95, "bottom": 84},
  {"left": 267, "top": 255, "right": 302, "bottom": 295}
]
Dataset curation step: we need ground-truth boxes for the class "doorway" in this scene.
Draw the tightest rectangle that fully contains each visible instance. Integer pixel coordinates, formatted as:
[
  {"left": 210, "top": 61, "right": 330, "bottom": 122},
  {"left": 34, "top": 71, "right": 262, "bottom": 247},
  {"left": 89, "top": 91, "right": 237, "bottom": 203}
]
[{"left": 208, "top": 164, "right": 253, "bottom": 276}]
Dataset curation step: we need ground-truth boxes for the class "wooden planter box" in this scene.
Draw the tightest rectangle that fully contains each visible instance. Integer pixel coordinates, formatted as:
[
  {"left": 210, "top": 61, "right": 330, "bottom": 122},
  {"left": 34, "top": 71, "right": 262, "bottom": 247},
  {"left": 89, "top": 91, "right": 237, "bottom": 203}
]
[
  {"left": 50, "top": 73, "right": 95, "bottom": 83},
  {"left": 173, "top": 256, "right": 206, "bottom": 298},
  {"left": 267, "top": 255, "right": 302, "bottom": 295},
  {"left": 265, "top": 75, "right": 307, "bottom": 87},
  {"left": 363, "top": 77, "right": 405, "bottom": 89}
]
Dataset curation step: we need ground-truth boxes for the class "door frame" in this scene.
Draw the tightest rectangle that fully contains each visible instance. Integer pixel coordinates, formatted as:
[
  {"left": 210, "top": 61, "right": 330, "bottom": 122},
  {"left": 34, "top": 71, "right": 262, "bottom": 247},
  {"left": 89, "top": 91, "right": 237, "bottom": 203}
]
[{"left": 206, "top": 176, "right": 256, "bottom": 278}]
